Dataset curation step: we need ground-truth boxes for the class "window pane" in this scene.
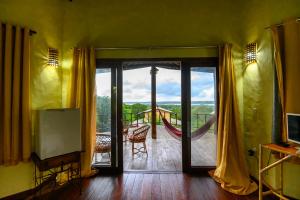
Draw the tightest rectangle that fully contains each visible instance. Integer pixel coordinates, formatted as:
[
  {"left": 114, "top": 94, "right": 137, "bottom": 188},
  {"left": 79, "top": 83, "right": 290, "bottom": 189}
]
[
  {"left": 190, "top": 67, "right": 217, "bottom": 166},
  {"left": 94, "top": 68, "right": 111, "bottom": 166}
]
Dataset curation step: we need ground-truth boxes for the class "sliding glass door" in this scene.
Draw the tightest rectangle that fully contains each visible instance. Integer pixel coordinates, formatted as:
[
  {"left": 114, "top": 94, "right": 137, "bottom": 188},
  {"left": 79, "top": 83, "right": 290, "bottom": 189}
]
[
  {"left": 181, "top": 59, "right": 218, "bottom": 172},
  {"left": 95, "top": 58, "right": 217, "bottom": 173},
  {"left": 95, "top": 68, "right": 113, "bottom": 166},
  {"left": 190, "top": 67, "right": 217, "bottom": 167},
  {"left": 94, "top": 62, "right": 123, "bottom": 172}
]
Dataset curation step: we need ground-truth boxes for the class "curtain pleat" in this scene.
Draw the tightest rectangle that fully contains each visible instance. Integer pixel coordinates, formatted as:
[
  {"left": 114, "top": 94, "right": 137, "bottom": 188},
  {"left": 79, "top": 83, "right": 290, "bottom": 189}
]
[
  {"left": 271, "top": 18, "right": 300, "bottom": 142},
  {"left": 0, "top": 23, "right": 31, "bottom": 165},
  {"left": 12, "top": 26, "right": 21, "bottom": 162},
  {"left": 283, "top": 20, "right": 300, "bottom": 113},
  {"left": 210, "top": 44, "right": 258, "bottom": 195},
  {"left": 0, "top": 24, "right": 3, "bottom": 165},
  {"left": 69, "top": 48, "right": 96, "bottom": 177},
  {"left": 271, "top": 27, "right": 287, "bottom": 142},
  {"left": 3, "top": 24, "right": 13, "bottom": 164},
  {"left": 21, "top": 28, "right": 31, "bottom": 161}
]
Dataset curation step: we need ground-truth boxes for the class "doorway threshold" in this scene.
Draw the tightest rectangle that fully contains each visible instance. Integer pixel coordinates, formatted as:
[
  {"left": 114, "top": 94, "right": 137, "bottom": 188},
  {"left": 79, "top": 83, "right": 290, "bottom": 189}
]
[{"left": 124, "top": 170, "right": 182, "bottom": 174}]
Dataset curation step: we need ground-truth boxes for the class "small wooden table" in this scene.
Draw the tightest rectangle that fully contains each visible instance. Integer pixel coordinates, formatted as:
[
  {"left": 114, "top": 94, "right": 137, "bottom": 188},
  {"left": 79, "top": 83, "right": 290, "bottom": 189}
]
[
  {"left": 31, "top": 151, "right": 82, "bottom": 197},
  {"left": 259, "top": 144, "right": 300, "bottom": 200}
]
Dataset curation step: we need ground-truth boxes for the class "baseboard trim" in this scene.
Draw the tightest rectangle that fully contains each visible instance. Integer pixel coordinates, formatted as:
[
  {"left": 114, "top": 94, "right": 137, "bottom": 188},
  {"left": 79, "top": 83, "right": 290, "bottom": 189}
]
[{"left": 1, "top": 188, "right": 35, "bottom": 200}]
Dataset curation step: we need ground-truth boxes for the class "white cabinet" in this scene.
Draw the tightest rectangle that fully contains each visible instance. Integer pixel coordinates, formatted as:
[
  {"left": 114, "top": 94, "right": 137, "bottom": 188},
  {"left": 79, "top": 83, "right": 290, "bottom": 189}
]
[{"left": 35, "top": 109, "right": 81, "bottom": 159}]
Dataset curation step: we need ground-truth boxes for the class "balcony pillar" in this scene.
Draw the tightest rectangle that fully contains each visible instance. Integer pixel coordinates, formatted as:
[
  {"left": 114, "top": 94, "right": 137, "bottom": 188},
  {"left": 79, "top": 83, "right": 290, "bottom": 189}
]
[{"left": 151, "top": 66, "right": 158, "bottom": 139}]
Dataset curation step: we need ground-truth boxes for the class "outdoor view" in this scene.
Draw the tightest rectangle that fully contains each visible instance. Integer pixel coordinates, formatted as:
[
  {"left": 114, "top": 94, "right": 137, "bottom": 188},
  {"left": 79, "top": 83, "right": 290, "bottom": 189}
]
[
  {"left": 191, "top": 67, "right": 216, "bottom": 166},
  {"left": 95, "top": 68, "right": 112, "bottom": 165},
  {"left": 96, "top": 67, "right": 215, "bottom": 130},
  {"left": 95, "top": 65, "right": 216, "bottom": 169}
]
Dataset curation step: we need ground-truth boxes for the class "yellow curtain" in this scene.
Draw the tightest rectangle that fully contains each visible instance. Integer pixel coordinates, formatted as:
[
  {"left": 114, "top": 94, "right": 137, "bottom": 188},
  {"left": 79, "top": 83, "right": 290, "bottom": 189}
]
[
  {"left": 0, "top": 23, "right": 31, "bottom": 165},
  {"left": 210, "top": 44, "right": 257, "bottom": 195},
  {"left": 271, "top": 26, "right": 287, "bottom": 142},
  {"left": 271, "top": 18, "right": 300, "bottom": 142},
  {"left": 69, "top": 48, "right": 96, "bottom": 177}
]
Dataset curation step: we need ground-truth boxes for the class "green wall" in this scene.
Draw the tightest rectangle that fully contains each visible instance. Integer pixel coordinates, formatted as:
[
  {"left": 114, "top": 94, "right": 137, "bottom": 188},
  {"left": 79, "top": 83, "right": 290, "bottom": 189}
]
[
  {"left": 60, "top": 0, "right": 244, "bottom": 106},
  {"left": 0, "top": 0, "right": 64, "bottom": 197},
  {"left": 241, "top": 1, "right": 300, "bottom": 198},
  {"left": 1, "top": 0, "right": 300, "bottom": 198}
]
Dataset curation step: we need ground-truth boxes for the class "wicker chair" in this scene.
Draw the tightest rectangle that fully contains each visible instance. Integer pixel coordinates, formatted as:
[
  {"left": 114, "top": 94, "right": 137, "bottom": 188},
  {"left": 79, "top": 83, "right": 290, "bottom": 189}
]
[
  {"left": 123, "top": 124, "right": 129, "bottom": 142},
  {"left": 94, "top": 133, "right": 111, "bottom": 163},
  {"left": 128, "top": 125, "right": 150, "bottom": 156}
]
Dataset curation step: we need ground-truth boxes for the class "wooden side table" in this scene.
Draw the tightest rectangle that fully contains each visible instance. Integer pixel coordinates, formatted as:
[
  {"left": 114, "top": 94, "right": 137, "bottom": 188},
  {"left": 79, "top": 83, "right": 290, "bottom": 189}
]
[
  {"left": 259, "top": 144, "right": 300, "bottom": 200},
  {"left": 31, "top": 151, "right": 82, "bottom": 197}
]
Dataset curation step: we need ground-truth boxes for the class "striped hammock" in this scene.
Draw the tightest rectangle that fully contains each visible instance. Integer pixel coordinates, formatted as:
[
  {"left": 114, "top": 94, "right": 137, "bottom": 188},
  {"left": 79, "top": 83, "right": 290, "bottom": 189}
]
[{"left": 159, "top": 110, "right": 216, "bottom": 141}]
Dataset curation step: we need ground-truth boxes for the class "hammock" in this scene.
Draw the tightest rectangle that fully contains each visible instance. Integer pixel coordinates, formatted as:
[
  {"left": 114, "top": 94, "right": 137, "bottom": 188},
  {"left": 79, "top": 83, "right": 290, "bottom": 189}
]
[{"left": 159, "top": 110, "right": 216, "bottom": 141}]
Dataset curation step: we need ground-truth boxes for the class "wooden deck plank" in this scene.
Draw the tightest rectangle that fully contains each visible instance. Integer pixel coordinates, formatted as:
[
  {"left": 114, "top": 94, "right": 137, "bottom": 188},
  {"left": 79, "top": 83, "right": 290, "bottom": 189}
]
[
  {"left": 94, "top": 124, "right": 216, "bottom": 170},
  {"left": 123, "top": 125, "right": 216, "bottom": 171}
]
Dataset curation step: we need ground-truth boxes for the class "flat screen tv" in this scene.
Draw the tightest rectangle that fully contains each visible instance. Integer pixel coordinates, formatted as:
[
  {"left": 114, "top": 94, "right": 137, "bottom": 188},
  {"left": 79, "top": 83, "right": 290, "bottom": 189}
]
[{"left": 287, "top": 113, "right": 300, "bottom": 145}]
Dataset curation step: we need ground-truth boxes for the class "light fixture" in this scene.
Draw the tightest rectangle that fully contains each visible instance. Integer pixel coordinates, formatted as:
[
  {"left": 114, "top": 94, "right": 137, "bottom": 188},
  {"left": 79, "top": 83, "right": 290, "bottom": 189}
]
[
  {"left": 47, "top": 48, "right": 59, "bottom": 67},
  {"left": 245, "top": 43, "right": 257, "bottom": 64}
]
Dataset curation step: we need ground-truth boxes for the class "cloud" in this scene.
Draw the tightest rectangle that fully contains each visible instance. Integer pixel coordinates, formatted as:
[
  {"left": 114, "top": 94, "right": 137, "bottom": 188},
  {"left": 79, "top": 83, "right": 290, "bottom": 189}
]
[
  {"left": 96, "top": 67, "right": 215, "bottom": 102},
  {"left": 157, "top": 82, "right": 181, "bottom": 97},
  {"left": 197, "top": 87, "right": 215, "bottom": 101},
  {"left": 96, "top": 72, "right": 111, "bottom": 96},
  {"left": 157, "top": 68, "right": 181, "bottom": 85},
  {"left": 191, "top": 71, "right": 215, "bottom": 101}
]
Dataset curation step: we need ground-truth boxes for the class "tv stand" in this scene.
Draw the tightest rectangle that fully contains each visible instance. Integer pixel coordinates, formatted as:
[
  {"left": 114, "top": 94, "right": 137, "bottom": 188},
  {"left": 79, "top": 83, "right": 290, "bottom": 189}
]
[
  {"left": 277, "top": 142, "right": 290, "bottom": 148},
  {"left": 259, "top": 144, "right": 300, "bottom": 200},
  {"left": 31, "top": 152, "right": 82, "bottom": 197}
]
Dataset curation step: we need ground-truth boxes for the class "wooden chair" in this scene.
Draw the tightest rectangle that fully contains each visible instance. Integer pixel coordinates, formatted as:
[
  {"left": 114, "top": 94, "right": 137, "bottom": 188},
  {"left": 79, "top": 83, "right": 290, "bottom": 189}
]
[
  {"left": 94, "top": 133, "right": 111, "bottom": 163},
  {"left": 123, "top": 123, "right": 129, "bottom": 142},
  {"left": 128, "top": 125, "right": 150, "bottom": 156}
]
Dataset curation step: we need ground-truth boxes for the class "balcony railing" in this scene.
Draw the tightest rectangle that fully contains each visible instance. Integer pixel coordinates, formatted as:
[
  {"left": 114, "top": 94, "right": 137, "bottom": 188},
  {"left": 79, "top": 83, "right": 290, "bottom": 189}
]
[
  {"left": 192, "top": 113, "right": 215, "bottom": 132},
  {"left": 96, "top": 112, "right": 214, "bottom": 132}
]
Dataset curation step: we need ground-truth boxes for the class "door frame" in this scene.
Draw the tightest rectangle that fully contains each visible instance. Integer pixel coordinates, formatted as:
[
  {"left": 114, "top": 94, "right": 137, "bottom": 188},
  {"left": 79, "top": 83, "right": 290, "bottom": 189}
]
[
  {"left": 95, "top": 57, "right": 218, "bottom": 174},
  {"left": 181, "top": 59, "right": 219, "bottom": 173},
  {"left": 95, "top": 61, "right": 123, "bottom": 174}
]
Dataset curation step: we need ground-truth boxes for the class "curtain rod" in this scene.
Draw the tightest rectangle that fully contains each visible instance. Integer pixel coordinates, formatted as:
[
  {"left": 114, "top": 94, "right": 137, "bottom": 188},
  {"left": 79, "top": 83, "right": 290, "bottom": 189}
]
[
  {"left": 95, "top": 45, "right": 218, "bottom": 51},
  {"left": 265, "top": 18, "right": 300, "bottom": 29},
  {"left": 29, "top": 30, "right": 37, "bottom": 36},
  {"left": 1, "top": 23, "right": 37, "bottom": 36}
]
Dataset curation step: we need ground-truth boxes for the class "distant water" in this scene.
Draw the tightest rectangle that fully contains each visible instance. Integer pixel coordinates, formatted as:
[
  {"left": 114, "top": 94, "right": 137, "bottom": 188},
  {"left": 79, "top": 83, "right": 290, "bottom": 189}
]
[{"left": 124, "top": 101, "right": 215, "bottom": 106}]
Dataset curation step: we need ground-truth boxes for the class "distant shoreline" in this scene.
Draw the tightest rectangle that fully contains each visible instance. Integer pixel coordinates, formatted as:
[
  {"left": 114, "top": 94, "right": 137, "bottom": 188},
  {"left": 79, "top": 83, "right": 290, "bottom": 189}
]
[{"left": 123, "top": 101, "right": 215, "bottom": 106}]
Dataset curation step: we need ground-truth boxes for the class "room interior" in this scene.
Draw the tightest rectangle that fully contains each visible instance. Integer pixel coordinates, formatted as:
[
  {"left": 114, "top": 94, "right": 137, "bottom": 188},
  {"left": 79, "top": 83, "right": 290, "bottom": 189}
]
[{"left": 1, "top": 0, "right": 300, "bottom": 199}]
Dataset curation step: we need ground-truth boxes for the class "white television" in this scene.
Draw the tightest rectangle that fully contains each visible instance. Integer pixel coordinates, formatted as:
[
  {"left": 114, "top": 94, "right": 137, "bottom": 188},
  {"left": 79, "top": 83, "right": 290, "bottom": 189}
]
[
  {"left": 287, "top": 113, "right": 300, "bottom": 145},
  {"left": 35, "top": 108, "right": 81, "bottom": 160}
]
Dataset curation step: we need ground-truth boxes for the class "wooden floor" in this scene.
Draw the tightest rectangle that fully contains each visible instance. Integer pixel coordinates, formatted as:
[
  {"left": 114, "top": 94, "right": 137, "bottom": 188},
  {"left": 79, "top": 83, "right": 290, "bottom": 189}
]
[
  {"left": 52, "top": 173, "right": 266, "bottom": 200},
  {"left": 123, "top": 125, "right": 216, "bottom": 171},
  {"left": 94, "top": 125, "right": 216, "bottom": 171}
]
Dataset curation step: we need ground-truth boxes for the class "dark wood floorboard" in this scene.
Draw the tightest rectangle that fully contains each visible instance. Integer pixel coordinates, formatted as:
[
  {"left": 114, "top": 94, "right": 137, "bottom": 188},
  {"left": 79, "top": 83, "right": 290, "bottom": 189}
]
[{"left": 49, "top": 173, "right": 277, "bottom": 200}]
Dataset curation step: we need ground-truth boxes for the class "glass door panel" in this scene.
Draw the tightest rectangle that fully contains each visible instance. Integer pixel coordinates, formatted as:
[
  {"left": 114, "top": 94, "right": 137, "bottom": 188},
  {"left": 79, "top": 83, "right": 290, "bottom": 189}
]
[
  {"left": 95, "top": 68, "right": 112, "bottom": 166},
  {"left": 190, "top": 67, "right": 217, "bottom": 167}
]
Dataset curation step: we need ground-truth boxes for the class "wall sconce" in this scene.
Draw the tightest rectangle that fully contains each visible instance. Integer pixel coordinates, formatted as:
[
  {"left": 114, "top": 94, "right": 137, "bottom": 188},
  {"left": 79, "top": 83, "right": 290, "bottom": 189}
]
[
  {"left": 244, "top": 43, "right": 257, "bottom": 64},
  {"left": 47, "top": 48, "right": 59, "bottom": 67}
]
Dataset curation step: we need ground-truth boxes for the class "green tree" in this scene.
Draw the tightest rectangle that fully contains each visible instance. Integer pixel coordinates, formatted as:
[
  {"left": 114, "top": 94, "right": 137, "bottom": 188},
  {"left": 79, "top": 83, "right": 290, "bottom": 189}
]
[
  {"left": 96, "top": 96, "right": 111, "bottom": 132},
  {"left": 131, "top": 103, "right": 148, "bottom": 115}
]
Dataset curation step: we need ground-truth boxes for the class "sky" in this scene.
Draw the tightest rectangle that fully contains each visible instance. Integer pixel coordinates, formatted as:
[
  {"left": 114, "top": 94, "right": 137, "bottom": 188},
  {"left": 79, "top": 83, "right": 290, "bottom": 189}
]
[{"left": 96, "top": 67, "right": 215, "bottom": 102}]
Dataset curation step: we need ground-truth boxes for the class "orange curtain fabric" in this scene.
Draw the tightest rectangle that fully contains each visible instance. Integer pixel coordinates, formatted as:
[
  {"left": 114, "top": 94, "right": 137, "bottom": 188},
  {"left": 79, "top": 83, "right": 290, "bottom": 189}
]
[
  {"left": 69, "top": 48, "right": 96, "bottom": 176},
  {"left": 271, "top": 26, "right": 288, "bottom": 142},
  {"left": 210, "top": 44, "right": 257, "bottom": 195},
  {"left": 271, "top": 18, "right": 300, "bottom": 142},
  {"left": 0, "top": 23, "right": 31, "bottom": 165}
]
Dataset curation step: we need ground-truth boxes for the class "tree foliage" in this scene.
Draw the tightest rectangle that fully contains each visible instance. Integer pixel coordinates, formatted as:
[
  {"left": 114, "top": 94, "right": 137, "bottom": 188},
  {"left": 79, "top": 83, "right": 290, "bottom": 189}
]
[{"left": 96, "top": 97, "right": 214, "bottom": 133}]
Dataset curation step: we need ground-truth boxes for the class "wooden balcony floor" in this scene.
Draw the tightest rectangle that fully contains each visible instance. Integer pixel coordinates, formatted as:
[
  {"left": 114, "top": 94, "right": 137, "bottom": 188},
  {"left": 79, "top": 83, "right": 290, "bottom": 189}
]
[{"left": 123, "top": 125, "right": 216, "bottom": 171}]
